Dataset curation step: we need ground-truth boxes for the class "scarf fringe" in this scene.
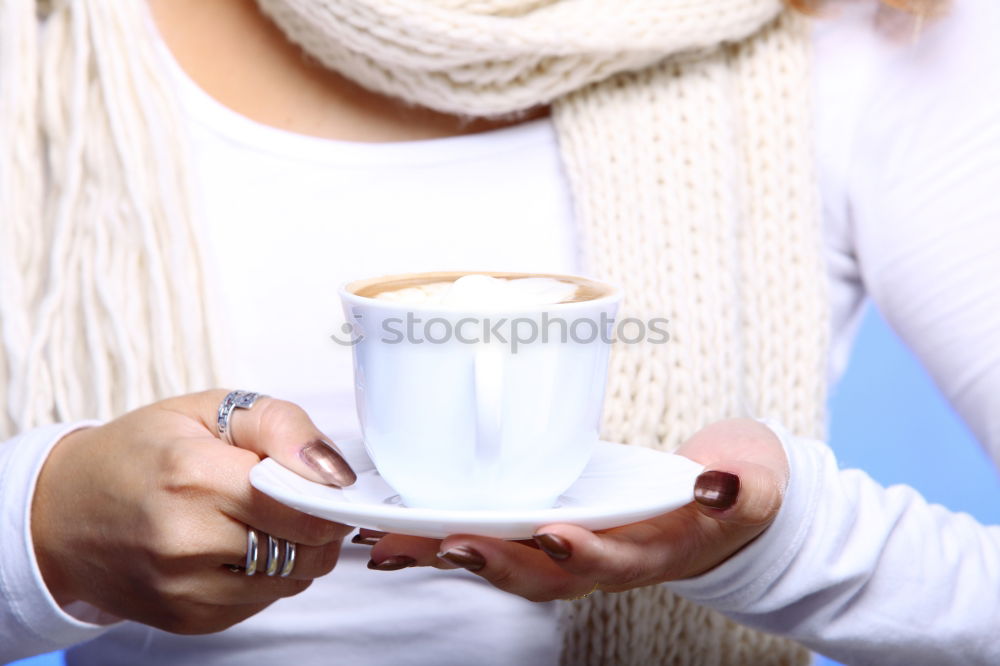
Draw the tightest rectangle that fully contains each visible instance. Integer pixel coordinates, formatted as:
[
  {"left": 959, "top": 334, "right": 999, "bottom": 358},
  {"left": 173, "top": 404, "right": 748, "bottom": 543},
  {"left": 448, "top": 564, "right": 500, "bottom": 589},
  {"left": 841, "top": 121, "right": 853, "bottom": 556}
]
[{"left": 0, "top": 0, "right": 220, "bottom": 438}]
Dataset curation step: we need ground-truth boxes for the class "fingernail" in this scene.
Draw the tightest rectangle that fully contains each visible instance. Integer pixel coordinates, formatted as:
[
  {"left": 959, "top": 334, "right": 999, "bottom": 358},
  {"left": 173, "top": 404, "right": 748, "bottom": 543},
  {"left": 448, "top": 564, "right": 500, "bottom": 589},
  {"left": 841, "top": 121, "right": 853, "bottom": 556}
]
[
  {"left": 300, "top": 440, "right": 357, "bottom": 487},
  {"left": 438, "top": 546, "right": 486, "bottom": 572},
  {"left": 351, "top": 529, "right": 386, "bottom": 546},
  {"left": 533, "top": 533, "right": 571, "bottom": 561},
  {"left": 694, "top": 470, "right": 740, "bottom": 510},
  {"left": 514, "top": 538, "right": 542, "bottom": 550},
  {"left": 367, "top": 555, "right": 416, "bottom": 571}
]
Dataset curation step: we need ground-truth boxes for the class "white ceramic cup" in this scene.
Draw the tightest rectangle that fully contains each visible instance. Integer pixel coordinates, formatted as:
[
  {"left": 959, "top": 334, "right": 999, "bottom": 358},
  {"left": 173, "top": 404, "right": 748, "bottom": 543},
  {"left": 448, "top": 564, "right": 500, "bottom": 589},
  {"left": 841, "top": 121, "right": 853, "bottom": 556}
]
[{"left": 339, "top": 271, "right": 621, "bottom": 510}]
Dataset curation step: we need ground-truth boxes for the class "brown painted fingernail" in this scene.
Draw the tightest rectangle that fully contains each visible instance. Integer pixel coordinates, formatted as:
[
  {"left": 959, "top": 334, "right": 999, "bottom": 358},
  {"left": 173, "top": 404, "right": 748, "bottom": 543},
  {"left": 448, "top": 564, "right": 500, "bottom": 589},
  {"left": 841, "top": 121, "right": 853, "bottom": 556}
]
[
  {"left": 694, "top": 470, "right": 740, "bottom": 510},
  {"left": 533, "top": 533, "right": 571, "bottom": 561},
  {"left": 514, "top": 538, "right": 542, "bottom": 550},
  {"left": 367, "top": 555, "right": 416, "bottom": 571},
  {"left": 438, "top": 546, "right": 486, "bottom": 572},
  {"left": 352, "top": 528, "right": 386, "bottom": 546},
  {"left": 351, "top": 529, "right": 387, "bottom": 546},
  {"left": 300, "top": 440, "right": 357, "bottom": 487}
]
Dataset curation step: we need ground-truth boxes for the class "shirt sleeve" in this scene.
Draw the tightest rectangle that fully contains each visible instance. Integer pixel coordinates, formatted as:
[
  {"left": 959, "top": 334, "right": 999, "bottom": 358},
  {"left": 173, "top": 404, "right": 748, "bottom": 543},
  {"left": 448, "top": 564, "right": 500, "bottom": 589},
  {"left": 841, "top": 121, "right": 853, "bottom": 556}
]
[
  {"left": 688, "top": 6, "right": 1000, "bottom": 659},
  {"left": 843, "top": 0, "right": 1000, "bottom": 461},
  {"left": 667, "top": 420, "right": 1000, "bottom": 666},
  {"left": 0, "top": 421, "right": 121, "bottom": 662}
]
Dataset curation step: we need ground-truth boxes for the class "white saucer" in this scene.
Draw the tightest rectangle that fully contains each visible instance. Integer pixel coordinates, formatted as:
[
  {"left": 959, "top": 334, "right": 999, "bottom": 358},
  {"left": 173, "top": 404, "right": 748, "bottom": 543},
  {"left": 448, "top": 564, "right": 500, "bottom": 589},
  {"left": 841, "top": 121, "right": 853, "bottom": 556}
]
[{"left": 249, "top": 439, "right": 704, "bottom": 539}]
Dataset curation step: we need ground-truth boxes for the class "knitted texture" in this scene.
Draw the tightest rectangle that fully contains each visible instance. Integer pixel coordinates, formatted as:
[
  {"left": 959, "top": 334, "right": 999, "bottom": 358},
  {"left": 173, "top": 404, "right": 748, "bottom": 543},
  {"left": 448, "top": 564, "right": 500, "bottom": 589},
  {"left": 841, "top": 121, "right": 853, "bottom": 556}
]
[
  {"left": 0, "top": 0, "right": 220, "bottom": 436},
  {"left": 255, "top": 0, "right": 787, "bottom": 116},
  {"left": 2, "top": 0, "right": 827, "bottom": 663},
  {"left": 560, "top": 586, "right": 811, "bottom": 665},
  {"left": 555, "top": 12, "right": 826, "bottom": 662}
]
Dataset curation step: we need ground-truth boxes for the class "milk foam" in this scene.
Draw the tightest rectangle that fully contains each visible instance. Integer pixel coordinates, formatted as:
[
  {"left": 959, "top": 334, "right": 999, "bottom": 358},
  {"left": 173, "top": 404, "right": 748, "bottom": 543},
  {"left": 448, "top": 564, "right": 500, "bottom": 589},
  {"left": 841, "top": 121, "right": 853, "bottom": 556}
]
[{"left": 374, "top": 275, "right": 579, "bottom": 307}]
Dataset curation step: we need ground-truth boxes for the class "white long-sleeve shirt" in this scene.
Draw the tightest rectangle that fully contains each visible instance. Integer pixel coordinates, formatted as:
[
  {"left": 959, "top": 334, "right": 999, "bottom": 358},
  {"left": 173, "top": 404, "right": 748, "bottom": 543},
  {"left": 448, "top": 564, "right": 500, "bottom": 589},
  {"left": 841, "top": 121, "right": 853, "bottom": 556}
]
[
  {"left": 671, "top": 422, "right": 1000, "bottom": 666},
  {"left": 3, "top": 0, "right": 1000, "bottom": 664}
]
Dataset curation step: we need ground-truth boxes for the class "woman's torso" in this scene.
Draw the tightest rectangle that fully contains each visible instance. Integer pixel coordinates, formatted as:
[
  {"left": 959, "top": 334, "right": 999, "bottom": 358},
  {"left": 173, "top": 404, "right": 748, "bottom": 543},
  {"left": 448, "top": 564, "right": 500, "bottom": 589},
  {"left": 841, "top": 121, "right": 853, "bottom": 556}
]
[{"left": 67, "top": 1, "right": 1000, "bottom": 663}]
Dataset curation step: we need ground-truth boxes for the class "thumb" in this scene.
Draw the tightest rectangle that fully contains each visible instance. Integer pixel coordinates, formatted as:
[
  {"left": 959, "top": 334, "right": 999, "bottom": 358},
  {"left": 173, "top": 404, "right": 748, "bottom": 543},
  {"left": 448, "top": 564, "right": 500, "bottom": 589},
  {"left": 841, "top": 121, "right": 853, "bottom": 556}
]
[
  {"left": 676, "top": 418, "right": 789, "bottom": 528},
  {"left": 190, "top": 390, "right": 356, "bottom": 487},
  {"left": 692, "top": 460, "right": 785, "bottom": 528}
]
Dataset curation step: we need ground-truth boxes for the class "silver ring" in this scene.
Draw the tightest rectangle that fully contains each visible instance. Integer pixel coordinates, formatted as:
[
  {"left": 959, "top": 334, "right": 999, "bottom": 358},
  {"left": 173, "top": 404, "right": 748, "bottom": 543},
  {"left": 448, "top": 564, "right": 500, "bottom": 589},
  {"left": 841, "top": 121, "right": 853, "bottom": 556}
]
[
  {"left": 244, "top": 528, "right": 260, "bottom": 576},
  {"left": 279, "top": 540, "right": 297, "bottom": 578},
  {"left": 264, "top": 535, "right": 281, "bottom": 576},
  {"left": 217, "top": 390, "right": 267, "bottom": 447},
  {"left": 229, "top": 531, "right": 297, "bottom": 578}
]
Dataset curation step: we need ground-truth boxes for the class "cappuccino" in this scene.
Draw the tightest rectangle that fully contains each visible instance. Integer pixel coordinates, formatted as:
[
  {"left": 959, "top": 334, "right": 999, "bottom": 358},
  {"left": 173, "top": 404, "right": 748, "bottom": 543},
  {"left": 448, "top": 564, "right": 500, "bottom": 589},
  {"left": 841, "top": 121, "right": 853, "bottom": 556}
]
[{"left": 348, "top": 271, "right": 611, "bottom": 307}]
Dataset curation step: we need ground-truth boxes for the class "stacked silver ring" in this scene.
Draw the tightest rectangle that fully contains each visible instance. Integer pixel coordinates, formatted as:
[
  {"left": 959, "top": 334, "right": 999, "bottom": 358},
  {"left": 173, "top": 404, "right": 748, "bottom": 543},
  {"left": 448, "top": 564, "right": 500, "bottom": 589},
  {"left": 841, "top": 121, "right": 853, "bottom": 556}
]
[
  {"left": 218, "top": 390, "right": 297, "bottom": 578},
  {"left": 240, "top": 528, "right": 296, "bottom": 577}
]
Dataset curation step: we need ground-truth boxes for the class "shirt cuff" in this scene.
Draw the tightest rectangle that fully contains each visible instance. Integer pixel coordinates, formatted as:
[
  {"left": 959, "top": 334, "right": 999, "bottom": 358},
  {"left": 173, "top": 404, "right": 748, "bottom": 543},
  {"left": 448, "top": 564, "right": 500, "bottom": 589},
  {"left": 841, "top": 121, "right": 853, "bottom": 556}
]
[
  {"left": 0, "top": 421, "right": 121, "bottom": 658},
  {"left": 665, "top": 419, "right": 828, "bottom": 612}
]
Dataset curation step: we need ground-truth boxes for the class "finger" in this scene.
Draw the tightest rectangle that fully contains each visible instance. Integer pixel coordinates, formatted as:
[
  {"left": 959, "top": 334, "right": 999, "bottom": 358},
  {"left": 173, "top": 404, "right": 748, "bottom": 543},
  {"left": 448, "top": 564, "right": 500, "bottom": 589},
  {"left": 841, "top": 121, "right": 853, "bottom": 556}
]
[
  {"left": 433, "top": 536, "right": 591, "bottom": 602},
  {"left": 677, "top": 418, "right": 788, "bottom": 484},
  {"left": 351, "top": 528, "right": 387, "bottom": 546},
  {"left": 231, "top": 393, "right": 356, "bottom": 486},
  {"left": 278, "top": 542, "right": 343, "bottom": 580},
  {"left": 691, "top": 459, "right": 784, "bottom": 527},
  {"left": 210, "top": 519, "right": 344, "bottom": 580},
  {"left": 368, "top": 534, "right": 444, "bottom": 570},
  {"left": 371, "top": 533, "right": 593, "bottom": 601},
  {"left": 523, "top": 521, "right": 690, "bottom": 591},
  {"left": 209, "top": 448, "right": 354, "bottom": 546},
  {"left": 367, "top": 531, "right": 558, "bottom": 571},
  {"left": 528, "top": 462, "right": 784, "bottom": 587},
  {"left": 236, "top": 488, "right": 354, "bottom": 547},
  {"left": 367, "top": 532, "right": 544, "bottom": 566},
  {"left": 675, "top": 419, "right": 788, "bottom": 525},
  {"left": 189, "top": 567, "right": 314, "bottom": 606},
  {"left": 183, "top": 389, "right": 356, "bottom": 487}
]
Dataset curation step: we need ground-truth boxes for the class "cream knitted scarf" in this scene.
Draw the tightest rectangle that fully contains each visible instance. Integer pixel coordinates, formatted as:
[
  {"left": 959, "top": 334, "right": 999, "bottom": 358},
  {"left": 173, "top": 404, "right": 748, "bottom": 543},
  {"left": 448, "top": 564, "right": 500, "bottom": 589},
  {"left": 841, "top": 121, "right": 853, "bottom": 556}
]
[{"left": 0, "top": 1, "right": 828, "bottom": 663}]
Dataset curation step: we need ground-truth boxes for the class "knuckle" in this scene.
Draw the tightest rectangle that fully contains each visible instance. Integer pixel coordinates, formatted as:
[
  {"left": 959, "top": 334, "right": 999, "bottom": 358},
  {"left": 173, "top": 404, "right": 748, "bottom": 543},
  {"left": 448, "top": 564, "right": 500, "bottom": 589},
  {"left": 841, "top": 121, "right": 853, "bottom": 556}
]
[{"left": 159, "top": 442, "right": 217, "bottom": 498}]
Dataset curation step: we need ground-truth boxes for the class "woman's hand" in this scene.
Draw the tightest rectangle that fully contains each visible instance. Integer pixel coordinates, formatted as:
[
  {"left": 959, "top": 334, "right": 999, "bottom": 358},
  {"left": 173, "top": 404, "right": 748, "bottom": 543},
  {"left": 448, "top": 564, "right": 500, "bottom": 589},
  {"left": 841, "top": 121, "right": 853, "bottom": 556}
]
[
  {"left": 30, "top": 390, "right": 356, "bottom": 633},
  {"left": 366, "top": 418, "right": 788, "bottom": 600}
]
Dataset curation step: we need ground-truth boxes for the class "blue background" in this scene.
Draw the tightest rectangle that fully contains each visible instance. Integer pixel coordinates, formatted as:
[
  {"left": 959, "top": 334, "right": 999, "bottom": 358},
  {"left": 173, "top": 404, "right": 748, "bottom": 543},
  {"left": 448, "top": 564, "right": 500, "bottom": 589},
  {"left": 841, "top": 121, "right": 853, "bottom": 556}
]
[{"left": 13, "top": 306, "right": 1000, "bottom": 666}]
